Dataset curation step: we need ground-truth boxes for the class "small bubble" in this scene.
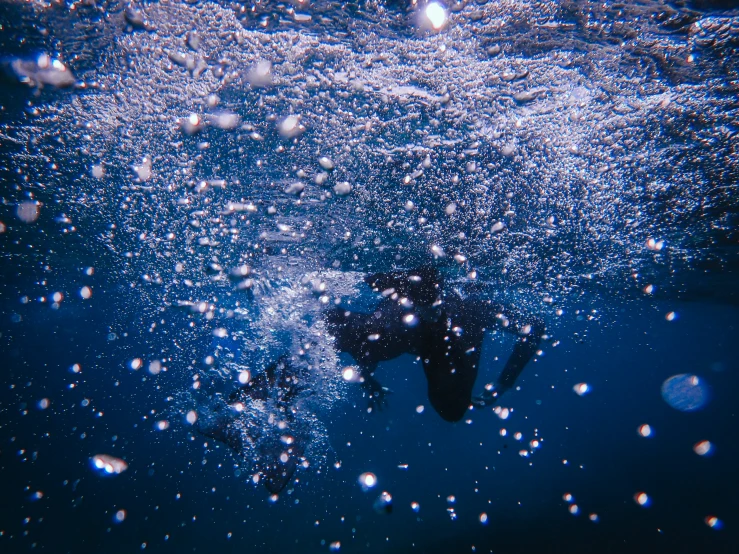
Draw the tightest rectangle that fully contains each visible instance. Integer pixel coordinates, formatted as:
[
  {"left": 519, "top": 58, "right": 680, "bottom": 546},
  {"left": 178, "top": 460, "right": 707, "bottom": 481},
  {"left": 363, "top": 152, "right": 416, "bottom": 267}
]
[
  {"left": 358, "top": 472, "right": 377, "bottom": 490},
  {"left": 416, "top": 405, "right": 425, "bottom": 414},
  {"left": 634, "top": 492, "right": 650, "bottom": 506},
  {"left": 569, "top": 504, "right": 579, "bottom": 515},
  {"left": 16, "top": 201, "right": 40, "bottom": 223},
  {"left": 129, "top": 358, "right": 143, "bottom": 371},
  {"left": 114, "top": 509, "right": 126, "bottom": 523},
  {"left": 638, "top": 424, "right": 652, "bottom": 438},
  {"left": 705, "top": 516, "right": 722, "bottom": 529},
  {"left": 665, "top": 311, "right": 677, "bottom": 322},
  {"left": 79, "top": 286, "right": 92, "bottom": 299},
  {"left": 693, "top": 440, "right": 713, "bottom": 456},
  {"left": 238, "top": 370, "right": 251, "bottom": 385},
  {"left": 479, "top": 513, "right": 488, "bottom": 524},
  {"left": 186, "top": 411, "right": 197, "bottom": 425},
  {"left": 573, "top": 383, "right": 590, "bottom": 396},
  {"left": 37, "top": 398, "right": 50, "bottom": 410},
  {"left": 589, "top": 513, "right": 599, "bottom": 522},
  {"left": 563, "top": 493, "right": 573, "bottom": 503},
  {"left": 411, "top": 502, "right": 420, "bottom": 512}
]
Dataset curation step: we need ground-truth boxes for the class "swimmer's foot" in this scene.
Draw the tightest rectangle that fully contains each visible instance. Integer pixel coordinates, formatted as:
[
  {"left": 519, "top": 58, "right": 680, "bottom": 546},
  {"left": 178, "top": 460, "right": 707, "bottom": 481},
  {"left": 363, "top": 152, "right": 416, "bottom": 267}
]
[
  {"left": 472, "top": 385, "right": 502, "bottom": 408},
  {"left": 362, "top": 375, "right": 392, "bottom": 413}
]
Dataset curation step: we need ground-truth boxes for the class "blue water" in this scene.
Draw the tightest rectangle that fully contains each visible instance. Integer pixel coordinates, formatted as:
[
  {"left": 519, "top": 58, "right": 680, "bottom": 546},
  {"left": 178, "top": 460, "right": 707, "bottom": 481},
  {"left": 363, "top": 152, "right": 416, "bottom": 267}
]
[{"left": 1, "top": 0, "right": 738, "bottom": 552}]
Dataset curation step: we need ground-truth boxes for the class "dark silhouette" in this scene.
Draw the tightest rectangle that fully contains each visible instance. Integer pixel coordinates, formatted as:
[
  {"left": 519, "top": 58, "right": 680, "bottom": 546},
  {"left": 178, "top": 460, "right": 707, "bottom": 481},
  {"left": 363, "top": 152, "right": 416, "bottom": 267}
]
[
  {"left": 325, "top": 266, "right": 545, "bottom": 422},
  {"left": 197, "top": 356, "right": 305, "bottom": 494}
]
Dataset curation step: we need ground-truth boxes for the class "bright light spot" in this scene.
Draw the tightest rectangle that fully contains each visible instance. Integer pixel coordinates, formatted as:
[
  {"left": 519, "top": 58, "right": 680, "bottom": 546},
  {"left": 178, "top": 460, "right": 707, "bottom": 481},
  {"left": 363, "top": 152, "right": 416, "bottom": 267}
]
[
  {"left": 114, "top": 510, "right": 126, "bottom": 523},
  {"left": 499, "top": 428, "right": 507, "bottom": 437},
  {"left": 479, "top": 513, "right": 488, "bottom": 524},
  {"left": 705, "top": 516, "right": 723, "bottom": 529},
  {"left": 693, "top": 440, "right": 713, "bottom": 456},
  {"left": 71, "top": 363, "right": 81, "bottom": 373},
  {"left": 643, "top": 284, "right": 654, "bottom": 294},
  {"left": 80, "top": 286, "right": 92, "bottom": 299},
  {"left": 514, "top": 432, "right": 523, "bottom": 441},
  {"left": 638, "top": 424, "right": 652, "bottom": 437},
  {"left": 416, "top": 405, "right": 425, "bottom": 414},
  {"left": 130, "top": 358, "right": 143, "bottom": 371},
  {"left": 563, "top": 493, "right": 573, "bottom": 503},
  {"left": 280, "top": 452, "right": 289, "bottom": 463},
  {"left": 411, "top": 501, "right": 420, "bottom": 512},
  {"left": 530, "top": 440, "right": 540, "bottom": 449},
  {"left": 665, "top": 311, "right": 677, "bottom": 321},
  {"left": 342, "top": 367, "right": 355, "bottom": 381},
  {"left": 37, "top": 398, "right": 50, "bottom": 410},
  {"left": 186, "top": 411, "right": 197, "bottom": 425},
  {"left": 329, "top": 541, "right": 341, "bottom": 552},
  {"left": 446, "top": 495, "right": 456, "bottom": 504},
  {"left": 494, "top": 406, "right": 510, "bottom": 420},
  {"left": 424, "top": 2, "right": 447, "bottom": 30},
  {"left": 359, "top": 472, "right": 377, "bottom": 490},
  {"left": 154, "top": 420, "right": 169, "bottom": 431},
  {"left": 573, "top": 383, "right": 590, "bottom": 396},
  {"left": 403, "top": 313, "right": 417, "bottom": 326},
  {"left": 238, "top": 370, "right": 251, "bottom": 385},
  {"left": 430, "top": 244, "right": 445, "bottom": 258},
  {"left": 569, "top": 504, "right": 579, "bottom": 515},
  {"left": 367, "top": 333, "right": 381, "bottom": 341},
  {"left": 91, "top": 454, "right": 128, "bottom": 475},
  {"left": 635, "top": 492, "right": 649, "bottom": 506},
  {"left": 30, "top": 491, "right": 43, "bottom": 501},
  {"left": 589, "top": 513, "right": 599, "bottom": 522},
  {"left": 52, "top": 292, "right": 63, "bottom": 303}
]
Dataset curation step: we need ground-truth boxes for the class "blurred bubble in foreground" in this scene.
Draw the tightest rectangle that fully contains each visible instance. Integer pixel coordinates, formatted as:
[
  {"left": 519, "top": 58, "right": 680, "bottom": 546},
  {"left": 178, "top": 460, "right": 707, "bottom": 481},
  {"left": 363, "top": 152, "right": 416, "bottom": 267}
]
[
  {"left": 91, "top": 454, "right": 128, "bottom": 475},
  {"left": 661, "top": 374, "right": 709, "bottom": 412}
]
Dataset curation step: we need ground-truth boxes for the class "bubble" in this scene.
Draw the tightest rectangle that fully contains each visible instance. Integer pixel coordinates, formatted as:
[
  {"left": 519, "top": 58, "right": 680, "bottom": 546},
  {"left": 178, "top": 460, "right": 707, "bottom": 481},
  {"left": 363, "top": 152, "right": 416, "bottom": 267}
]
[
  {"left": 342, "top": 367, "right": 355, "bottom": 381},
  {"left": 705, "top": 516, "right": 723, "bottom": 529},
  {"left": 37, "top": 398, "right": 50, "bottom": 410},
  {"left": 16, "top": 201, "right": 40, "bottom": 223},
  {"left": 638, "top": 424, "right": 652, "bottom": 437},
  {"left": 693, "top": 440, "right": 713, "bottom": 456},
  {"left": 79, "top": 286, "right": 92, "bottom": 299},
  {"left": 186, "top": 411, "right": 198, "bottom": 425},
  {"left": 373, "top": 491, "right": 393, "bottom": 515},
  {"left": 130, "top": 358, "right": 143, "bottom": 371},
  {"left": 238, "top": 370, "right": 251, "bottom": 385},
  {"left": 569, "top": 504, "right": 579, "bottom": 515},
  {"left": 114, "top": 510, "right": 126, "bottom": 523},
  {"left": 91, "top": 454, "right": 128, "bottom": 475},
  {"left": 358, "top": 472, "right": 377, "bottom": 490},
  {"left": 154, "top": 420, "right": 170, "bottom": 431},
  {"left": 665, "top": 311, "right": 677, "bottom": 322},
  {"left": 563, "top": 493, "right": 573, "bottom": 503},
  {"left": 589, "top": 513, "right": 599, "bottom": 522},
  {"left": 479, "top": 513, "right": 488, "bottom": 524},
  {"left": 423, "top": 2, "right": 447, "bottom": 30},
  {"left": 411, "top": 502, "right": 420, "bottom": 512},
  {"left": 329, "top": 541, "right": 341, "bottom": 552},
  {"left": 661, "top": 374, "right": 709, "bottom": 412},
  {"left": 416, "top": 405, "right": 425, "bottom": 414},
  {"left": 634, "top": 492, "right": 650, "bottom": 506},
  {"left": 573, "top": 383, "right": 590, "bottom": 396}
]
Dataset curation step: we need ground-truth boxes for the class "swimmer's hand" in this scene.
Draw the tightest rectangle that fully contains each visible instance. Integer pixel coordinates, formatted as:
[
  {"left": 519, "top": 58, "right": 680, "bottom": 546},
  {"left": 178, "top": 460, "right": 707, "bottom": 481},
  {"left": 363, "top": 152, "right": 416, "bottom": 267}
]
[{"left": 362, "top": 375, "right": 392, "bottom": 413}]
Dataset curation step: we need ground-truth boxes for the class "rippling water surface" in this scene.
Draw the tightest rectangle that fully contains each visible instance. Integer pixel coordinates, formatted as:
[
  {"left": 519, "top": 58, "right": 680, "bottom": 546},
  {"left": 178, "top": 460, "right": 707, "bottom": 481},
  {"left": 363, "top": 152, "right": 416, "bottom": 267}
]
[{"left": 0, "top": 0, "right": 737, "bottom": 552}]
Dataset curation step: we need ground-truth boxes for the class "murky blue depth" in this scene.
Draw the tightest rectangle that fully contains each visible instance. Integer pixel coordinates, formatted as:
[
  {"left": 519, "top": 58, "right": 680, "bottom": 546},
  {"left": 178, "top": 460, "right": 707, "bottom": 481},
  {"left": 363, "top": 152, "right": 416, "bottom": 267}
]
[{"left": 1, "top": 0, "right": 738, "bottom": 553}]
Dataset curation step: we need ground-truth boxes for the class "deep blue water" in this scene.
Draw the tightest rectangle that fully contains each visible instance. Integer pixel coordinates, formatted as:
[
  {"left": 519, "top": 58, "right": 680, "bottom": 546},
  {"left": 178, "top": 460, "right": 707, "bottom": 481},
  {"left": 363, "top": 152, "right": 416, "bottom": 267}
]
[{"left": 1, "top": 0, "right": 738, "bottom": 552}]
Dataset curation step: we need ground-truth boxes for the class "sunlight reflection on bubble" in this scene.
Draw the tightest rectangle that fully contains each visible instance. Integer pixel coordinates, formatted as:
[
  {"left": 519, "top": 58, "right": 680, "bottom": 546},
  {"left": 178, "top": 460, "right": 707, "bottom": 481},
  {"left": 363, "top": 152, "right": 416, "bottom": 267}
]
[{"left": 693, "top": 440, "right": 713, "bottom": 456}]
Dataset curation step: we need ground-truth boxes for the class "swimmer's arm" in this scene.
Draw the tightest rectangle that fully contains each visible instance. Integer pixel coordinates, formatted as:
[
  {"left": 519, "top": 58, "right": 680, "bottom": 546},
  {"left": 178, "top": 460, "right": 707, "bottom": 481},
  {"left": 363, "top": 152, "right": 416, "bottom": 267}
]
[{"left": 474, "top": 305, "right": 545, "bottom": 406}]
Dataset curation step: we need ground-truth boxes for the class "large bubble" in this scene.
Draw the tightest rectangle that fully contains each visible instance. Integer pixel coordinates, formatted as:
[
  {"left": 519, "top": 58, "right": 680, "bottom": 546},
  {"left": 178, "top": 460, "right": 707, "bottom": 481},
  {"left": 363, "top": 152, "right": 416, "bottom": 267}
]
[{"left": 660, "top": 374, "right": 710, "bottom": 412}]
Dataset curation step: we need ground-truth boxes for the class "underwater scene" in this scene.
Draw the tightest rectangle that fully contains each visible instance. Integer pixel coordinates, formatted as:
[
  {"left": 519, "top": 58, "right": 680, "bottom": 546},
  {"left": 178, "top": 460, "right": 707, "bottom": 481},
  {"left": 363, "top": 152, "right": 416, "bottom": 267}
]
[{"left": 0, "top": 0, "right": 737, "bottom": 552}]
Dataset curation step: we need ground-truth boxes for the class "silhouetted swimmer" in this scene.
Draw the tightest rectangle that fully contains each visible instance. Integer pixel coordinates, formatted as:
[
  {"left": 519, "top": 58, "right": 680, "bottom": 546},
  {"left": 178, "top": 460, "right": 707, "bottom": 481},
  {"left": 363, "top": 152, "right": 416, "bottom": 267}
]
[
  {"left": 325, "top": 266, "right": 545, "bottom": 422},
  {"left": 197, "top": 356, "right": 306, "bottom": 494}
]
